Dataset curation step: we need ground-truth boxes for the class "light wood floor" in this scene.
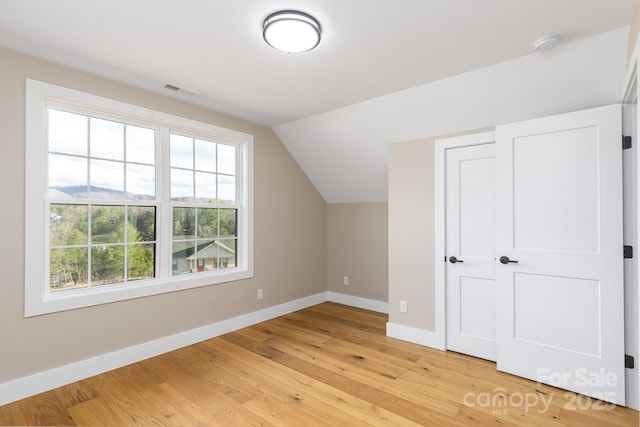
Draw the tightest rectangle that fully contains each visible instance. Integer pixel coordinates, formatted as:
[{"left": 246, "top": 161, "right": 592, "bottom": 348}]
[{"left": 1, "top": 302, "right": 638, "bottom": 426}]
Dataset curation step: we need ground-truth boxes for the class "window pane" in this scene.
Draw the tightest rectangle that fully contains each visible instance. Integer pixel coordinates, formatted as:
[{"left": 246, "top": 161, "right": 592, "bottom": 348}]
[
  {"left": 173, "top": 207, "right": 195, "bottom": 239},
  {"left": 172, "top": 241, "right": 195, "bottom": 275},
  {"left": 50, "top": 247, "right": 88, "bottom": 291},
  {"left": 219, "top": 209, "right": 237, "bottom": 237},
  {"left": 50, "top": 204, "right": 88, "bottom": 246},
  {"left": 217, "top": 239, "right": 237, "bottom": 269},
  {"left": 128, "top": 206, "right": 156, "bottom": 242},
  {"left": 218, "top": 175, "right": 236, "bottom": 203},
  {"left": 91, "top": 206, "right": 126, "bottom": 244},
  {"left": 126, "top": 125, "right": 155, "bottom": 165},
  {"left": 197, "top": 208, "right": 218, "bottom": 239},
  {"left": 194, "top": 239, "right": 217, "bottom": 272},
  {"left": 127, "top": 243, "right": 155, "bottom": 281},
  {"left": 48, "top": 109, "right": 87, "bottom": 156},
  {"left": 218, "top": 144, "right": 236, "bottom": 175},
  {"left": 195, "top": 172, "right": 216, "bottom": 202},
  {"left": 170, "top": 134, "right": 193, "bottom": 168},
  {"left": 90, "top": 117, "right": 124, "bottom": 160},
  {"left": 90, "top": 159, "right": 124, "bottom": 194},
  {"left": 49, "top": 154, "right": 87, "bottom": 194},
  {"left": 195, "top": 139, "right": 216, "bottom": 172},
  {"left": 91, "top": 245, "right": 124, "bottom": 285},
  {"left": 171, "top": 168, "right": 193, "bottom": 200},
  {"left": 126, "top": 163, "right": 155, "bottom": 200}
]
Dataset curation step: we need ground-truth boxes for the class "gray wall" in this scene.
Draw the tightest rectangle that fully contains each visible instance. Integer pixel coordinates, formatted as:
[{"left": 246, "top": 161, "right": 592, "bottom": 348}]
[
  {"left": 327, "top": 202, "right": 388, "bottom": 303},
  {"left": 387, "top": 129, "right": 491, "bottom": 331}
]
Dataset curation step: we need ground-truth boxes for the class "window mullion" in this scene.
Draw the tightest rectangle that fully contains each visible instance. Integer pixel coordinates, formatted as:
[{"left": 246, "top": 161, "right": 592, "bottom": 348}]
[
  {"left": 44, "top": 198, "right": 52, "bottom": 299},
  {"left": 235, "top": 142, "right": 243, "bottom": 267},
  {"left": 87, "top": 203, "right": 93, "bottom": 288},
  {"left": 158, "top": 126, "right": 173, "bottom": 281},
  {"left": 124, "top": 206, "right": 128, "bottom": 283}
]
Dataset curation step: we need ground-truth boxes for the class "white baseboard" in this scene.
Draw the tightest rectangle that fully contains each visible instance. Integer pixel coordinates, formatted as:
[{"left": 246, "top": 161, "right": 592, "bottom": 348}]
[
  {"left": 0, "top": 292, "right": 327, "bottom": 406},
  {"left": 327, "top": 291, "right": 388, "bottom": 313},
  {"left": 386, "top": 322, "right": 446, "bottom": 351}
]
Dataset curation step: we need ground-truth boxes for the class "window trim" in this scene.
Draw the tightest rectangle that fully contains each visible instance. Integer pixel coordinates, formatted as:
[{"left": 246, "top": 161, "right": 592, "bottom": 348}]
[{"left": 25, "top": 79, "right": 254, "bottom": 317}]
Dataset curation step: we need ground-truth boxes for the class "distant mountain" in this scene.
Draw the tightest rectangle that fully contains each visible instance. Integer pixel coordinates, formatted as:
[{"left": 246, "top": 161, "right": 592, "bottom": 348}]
[
  {"left": 50, "top": 185, "right": 154, "bottom": 201},
  {"left": 49, "top": 186, "right": 229, "bottom": 203}
]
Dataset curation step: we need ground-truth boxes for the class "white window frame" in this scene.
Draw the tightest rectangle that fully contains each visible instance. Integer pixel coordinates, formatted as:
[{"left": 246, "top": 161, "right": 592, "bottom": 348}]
[{"left": 25, "top": 79, "right": 254, "bottom": 317}]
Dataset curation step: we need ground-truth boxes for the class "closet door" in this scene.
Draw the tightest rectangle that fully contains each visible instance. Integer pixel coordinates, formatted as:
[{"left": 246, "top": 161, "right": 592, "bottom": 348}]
[
  {"left": 495, "top": 104, "right": 625, "bottom": 404},
  {"left": 445, "top": 143, "right": 497, "bottom": 361}
]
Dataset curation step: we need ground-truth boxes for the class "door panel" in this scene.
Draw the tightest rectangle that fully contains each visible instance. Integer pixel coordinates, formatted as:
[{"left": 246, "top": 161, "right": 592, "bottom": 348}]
[
  {"left": 513, "top": 273, "right": 600, "bottom": 356},
  {"left": 460, "top": 157, "right": 496, "bottom": 257},
  {"left": 446, "top": 143, "right": 496, "bottom": 361},
  {"left": 496, "top": 104, "right": 625, "bottom": 404},
  {"left": 512, "top": 127, "right": 599, "bottom": 253},
  {"left": 460, "top": 276, "right": 496, "bottom": 340}
]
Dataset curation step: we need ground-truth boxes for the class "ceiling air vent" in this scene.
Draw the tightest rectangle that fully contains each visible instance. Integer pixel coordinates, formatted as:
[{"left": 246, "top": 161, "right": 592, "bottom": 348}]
[{"left": 163, "top": 83, "right": 196, "bottom": 96}]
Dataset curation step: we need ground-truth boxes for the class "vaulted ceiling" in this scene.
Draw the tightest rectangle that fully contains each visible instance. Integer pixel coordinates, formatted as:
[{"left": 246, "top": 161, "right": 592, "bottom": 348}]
[{"left": 0, "top": 0, "right": 635, "bottom": 202}]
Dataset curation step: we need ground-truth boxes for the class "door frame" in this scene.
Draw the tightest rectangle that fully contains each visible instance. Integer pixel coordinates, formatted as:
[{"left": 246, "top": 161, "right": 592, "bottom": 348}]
[
  {"left": 622, "top": 32, "right": 639, "bottom": 411},
  {"left": 434, "top": 131, "right": 495, "bottom": 351}
]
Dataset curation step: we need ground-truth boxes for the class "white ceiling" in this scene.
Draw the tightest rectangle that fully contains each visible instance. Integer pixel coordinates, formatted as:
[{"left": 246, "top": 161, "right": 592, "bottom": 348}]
[{"left": 0, "top": 0, "right": 635, "bottom": 202}]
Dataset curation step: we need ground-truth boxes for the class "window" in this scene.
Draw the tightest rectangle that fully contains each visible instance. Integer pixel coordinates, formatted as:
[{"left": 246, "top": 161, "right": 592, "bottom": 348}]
[
  {"left": 26, "top": 79, "right": 253, "bottom": 316},
  {"left": 168, "top": 133, "right": 239, "bottom": 275}
]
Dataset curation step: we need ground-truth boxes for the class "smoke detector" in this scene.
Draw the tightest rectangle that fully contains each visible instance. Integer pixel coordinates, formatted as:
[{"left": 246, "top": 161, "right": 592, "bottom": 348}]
[{"left": 533, "top": 35, "right": 559, "bottom": 52}]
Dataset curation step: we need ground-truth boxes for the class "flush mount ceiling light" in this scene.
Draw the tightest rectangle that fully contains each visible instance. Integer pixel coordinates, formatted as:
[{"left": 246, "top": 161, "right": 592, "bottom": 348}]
[{"left": 263, "top": 10, "right": 321, "bottom": 53}]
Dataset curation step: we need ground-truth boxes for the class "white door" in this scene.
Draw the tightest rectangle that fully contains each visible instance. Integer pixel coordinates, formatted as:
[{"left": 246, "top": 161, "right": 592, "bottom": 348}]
[
  {"left": 446, "top": 143, "right": 497, "bottom": 361},
  {"left": 495, "top": 104, "right": 625, "bottom": 404}
]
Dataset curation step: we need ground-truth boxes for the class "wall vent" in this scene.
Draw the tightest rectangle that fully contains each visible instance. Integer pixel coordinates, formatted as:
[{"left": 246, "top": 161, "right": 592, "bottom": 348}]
[{"left": 163, "top": 83, "right": 196, "bottom": 96}]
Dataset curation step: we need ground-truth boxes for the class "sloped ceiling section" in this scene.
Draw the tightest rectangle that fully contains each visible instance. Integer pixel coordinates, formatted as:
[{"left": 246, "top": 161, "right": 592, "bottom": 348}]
[{"left": 274, "top": 28, "right": 629, "bottom": 203}]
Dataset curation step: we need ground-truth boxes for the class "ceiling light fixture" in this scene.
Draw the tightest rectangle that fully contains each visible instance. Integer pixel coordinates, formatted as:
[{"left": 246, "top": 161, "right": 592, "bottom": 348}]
[{"left": 263, "top": 10, "right": 321, "bottom": 53}]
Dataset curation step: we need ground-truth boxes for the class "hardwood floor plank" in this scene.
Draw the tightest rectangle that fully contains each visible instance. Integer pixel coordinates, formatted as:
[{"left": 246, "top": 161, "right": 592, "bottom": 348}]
[
  {"left": 18, "top": 390, "right": 75, "bottom": 426},
  {"left": 302, "top": 379, "right": 424, "bottom": 426},
  {"left": 139, "top": 351, "right": 234, "bottom": 404},
  {"left": 307, "top": 302, "right": 388, "bottom": 328},
  {"left": 67, "top": 395, "right": 133, "bottom": 426},
  {"left": 74, "top": 378, "right": 168, "bottom": 426},
  {"left": 234, "top": 324, "right": 279, "bottom": 342},
  {"left": 454, "top": 405, "right": 521, "bottom": 426},
  {"left": 137, "top": 382, "right": 228, "bottom": 427},
  {"left": 242, "top": 393, "right": 331, "bottom": 427},
  {"left": 53, "top": 380, "right": 99, "bottom": 408},
  {"left": 85, "top": 359, "right": 164, "bottom": 393},
  {"left": 165, "top": 344, "right": 261, "bottom": 404},
  {"left": 555, "top": 397, "right": 640, "bottom": 427},
  {"left": 244, "top": 383, "right": 370, "bottom": 427},
  {"left": 192, "top": 383, "right": 276, "bottom": 427},
  {"left": 259, "top": 317, "right": 335, "bottom": 345},
  {"left": 283, "top": 309, "right": 384, "bottom": 337},
  {"left": 261, "top": 334, "right": 463, "bottom": 417},
  {"left": 0, "top": 400, "right": 25, "bottom": 426},
  {"left": 201, "top": 337, "right": 315, "bottom": 390},
  {"left": 254, "top": 343, "right": 468, "bottom": 425},
  {"left": 1, "top": 302, "right": 637, "bottom": 426}
]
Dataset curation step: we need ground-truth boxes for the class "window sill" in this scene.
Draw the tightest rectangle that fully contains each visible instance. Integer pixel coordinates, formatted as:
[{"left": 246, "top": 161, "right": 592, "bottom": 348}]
[{"left": 25, "top": 268, "right": 254, "bottom": 317}]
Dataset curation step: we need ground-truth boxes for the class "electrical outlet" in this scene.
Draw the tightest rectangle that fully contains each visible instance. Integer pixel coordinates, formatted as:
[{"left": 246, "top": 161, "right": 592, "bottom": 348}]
[
  {"left": 257, "top": 289, "right": 263, "bottom": 300},
  {"left": 343, "top": 276, "right": 349, "bottom": 286},
  {"left": 400, "top": 300, "right": 408, "bottom": 313}
]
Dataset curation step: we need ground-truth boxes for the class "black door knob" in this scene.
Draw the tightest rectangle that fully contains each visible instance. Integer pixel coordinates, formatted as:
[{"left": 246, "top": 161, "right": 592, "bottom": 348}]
[
  {"left": 499, "top": 256, "right": 518, "bottom": 264},
  {"left": 449, "top": 256, "right": 463, "bottom": 263}
]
